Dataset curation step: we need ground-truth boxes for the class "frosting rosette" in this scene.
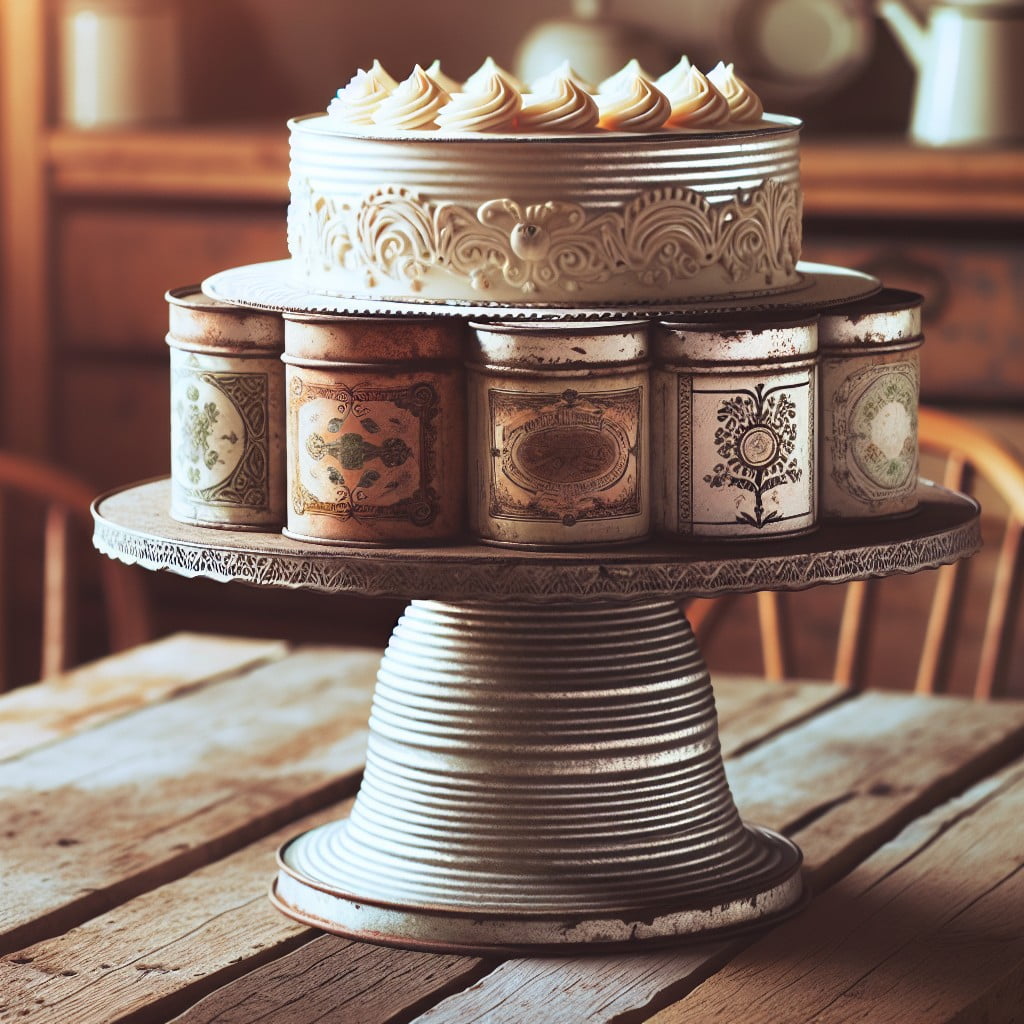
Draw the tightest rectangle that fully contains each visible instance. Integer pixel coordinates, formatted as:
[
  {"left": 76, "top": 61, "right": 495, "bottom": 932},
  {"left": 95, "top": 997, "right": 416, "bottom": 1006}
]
[
  {"left": 519, "top": 72, "right": 599, "bottom": 132},
  {"left": 373, "top": 65, "right": 450, "bottom": 130},
  {"left": 425, "top": 59, "right": 462, "bottom": 95},
  {"left": 436, "top": 71, "right": 522, "bottom": 132},
  {"left": 326, "top": 59, "right": 397, "bottom": 126},
  {"left": 662, "top": 65, "right": 730, "bottom": 128},
  {"left": 530, "top": 60, "right": 594, "bottom": 93},
  {"left": 655, "top": 56, "right": 693, "bottom": 95},
  {"left": 596, "top": 75, "right": 670, "bottom": 131},
  {"left": 598, "top": 58, "right": 655, "bottom": 95},
  {"left": 707, "top": 61, "right": 764, "bottom": 124},
  {"left": 463, "top": 56, "right": 523, "bottom": 93}
]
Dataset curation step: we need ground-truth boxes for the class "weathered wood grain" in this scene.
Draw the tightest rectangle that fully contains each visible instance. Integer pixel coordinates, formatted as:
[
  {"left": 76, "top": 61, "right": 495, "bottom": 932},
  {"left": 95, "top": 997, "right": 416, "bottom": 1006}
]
[
  {"left": 0, "top": 645, "right": 379, "bottom": 953},
  {"left": 650, "top": 757, "right": 1024, "bottom": 1023},
  {"left": 0, "top": 796, "right": 489, "bottom": 1024},
  {"left": 711, "top": 675, "right": 846, "bottom": 757},
  {"left": 0, "top": 671, "right": 830, "bottom": 1024},
  {"left": 402, "top": 692, "right": 1024, "bottom": 1024},
  {"left": 0, "top": 633, "right": 289, "bottom": 761}
]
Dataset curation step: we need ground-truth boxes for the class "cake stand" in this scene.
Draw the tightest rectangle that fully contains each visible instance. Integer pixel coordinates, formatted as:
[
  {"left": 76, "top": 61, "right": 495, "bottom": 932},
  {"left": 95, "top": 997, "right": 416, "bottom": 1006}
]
[{"left": 92, "top": 477, "right": 980, "bottom": 955}]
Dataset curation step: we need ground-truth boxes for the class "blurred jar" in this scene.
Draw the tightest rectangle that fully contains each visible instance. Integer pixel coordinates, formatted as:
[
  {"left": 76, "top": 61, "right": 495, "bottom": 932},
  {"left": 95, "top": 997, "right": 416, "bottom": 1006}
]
[{"left": 59, "top": 0, "right": 183, "bottom": 128}]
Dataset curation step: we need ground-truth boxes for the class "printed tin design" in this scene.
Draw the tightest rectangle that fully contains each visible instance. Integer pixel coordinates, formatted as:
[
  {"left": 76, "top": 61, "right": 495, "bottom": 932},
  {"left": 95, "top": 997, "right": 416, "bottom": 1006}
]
[
  {"left": 283, "top": 315, "right": 465, "bottom": 544},
  {"left": 469, "top": 320, "right": 650, "bottom": 547},
  {"left": 166, "top": 286, "right": 285, "bottom": 529},
  {"left": 654, "top": 315, "right": 818, "bottom": 540},
  {"left": 819, "top": 289, "right": 923, "bottom": 520}
]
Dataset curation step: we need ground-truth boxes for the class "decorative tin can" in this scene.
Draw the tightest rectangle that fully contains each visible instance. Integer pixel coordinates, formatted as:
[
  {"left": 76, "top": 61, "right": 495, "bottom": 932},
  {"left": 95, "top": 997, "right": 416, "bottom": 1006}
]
[
  {"left": 468, "top": 320, "right": 650, "bottom": 547},
  {"left": 653, "top": 315, "right": 818, "bottom": 540},
  {"left": 166, "top": 286, "right": 285, "bottom": 529},
  {"left": 283, "top": 315, "right": 465, "bottom": 545},
  {"left": 819, "top": 288, "right": 923, "bottom": 520}
]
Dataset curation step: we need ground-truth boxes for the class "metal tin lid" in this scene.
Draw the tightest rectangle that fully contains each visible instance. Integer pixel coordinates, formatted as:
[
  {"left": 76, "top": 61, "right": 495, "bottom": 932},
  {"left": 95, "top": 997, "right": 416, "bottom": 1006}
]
[
  {"left": 165, "top": 285, "right": 283, "bottom": 352},
  {"left": 468, "top": 319, "right": 650, "bottom": 369},
  {"left": 655, "top": 313, "right": 818, "bottom": 364},
  {"left": 818, "top": 287, "right": 923, "bottom": 349},
  {"left": 283, "top": 313, "right": 465, "bottom": 364}
]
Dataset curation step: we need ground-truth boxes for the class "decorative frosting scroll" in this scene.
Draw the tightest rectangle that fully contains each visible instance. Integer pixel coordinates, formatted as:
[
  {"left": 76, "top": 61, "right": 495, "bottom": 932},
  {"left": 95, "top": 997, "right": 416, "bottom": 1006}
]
[{"left": 289, "top": 177, "right": 802, "bottom": 298}]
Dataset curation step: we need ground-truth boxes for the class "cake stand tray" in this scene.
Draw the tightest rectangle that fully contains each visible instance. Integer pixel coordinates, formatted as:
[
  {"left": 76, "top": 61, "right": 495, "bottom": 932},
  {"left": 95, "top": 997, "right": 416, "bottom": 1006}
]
[
  {"left": 201, "top": 259, "right": 881, "bottom": 321},
  {"left": 92, "top": 480, "right": 979, "bottom": 955}
]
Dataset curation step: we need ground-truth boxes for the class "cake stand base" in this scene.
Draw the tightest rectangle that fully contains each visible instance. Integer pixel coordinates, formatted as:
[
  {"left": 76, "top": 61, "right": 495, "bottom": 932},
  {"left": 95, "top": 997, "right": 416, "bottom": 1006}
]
[{"left": 270, "top": 598, "right": 805, "bottom": 954}]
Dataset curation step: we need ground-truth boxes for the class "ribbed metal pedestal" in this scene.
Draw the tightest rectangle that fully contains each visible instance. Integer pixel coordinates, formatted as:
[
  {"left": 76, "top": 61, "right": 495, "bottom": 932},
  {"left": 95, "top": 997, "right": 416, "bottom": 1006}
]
[{"left": 271, "top": 598, "right": 804, "bottom": 953}]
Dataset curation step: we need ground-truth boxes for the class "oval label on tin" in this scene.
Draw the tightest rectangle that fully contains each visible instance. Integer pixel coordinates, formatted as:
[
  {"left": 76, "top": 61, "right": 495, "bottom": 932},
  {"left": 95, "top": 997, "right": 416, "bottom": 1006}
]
[{"left": 500, "top": 395, "right": 632, "bottom": 500}]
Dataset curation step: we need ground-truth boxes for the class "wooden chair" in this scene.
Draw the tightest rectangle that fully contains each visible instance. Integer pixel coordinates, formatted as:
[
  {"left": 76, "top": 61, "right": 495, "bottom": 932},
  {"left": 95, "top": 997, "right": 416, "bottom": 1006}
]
[
  {"left": 0, "top": 451, "right": 151, "bottom": 688},
  {"left": 689, "top": 407, "right": 1024, "bottom": 700}
]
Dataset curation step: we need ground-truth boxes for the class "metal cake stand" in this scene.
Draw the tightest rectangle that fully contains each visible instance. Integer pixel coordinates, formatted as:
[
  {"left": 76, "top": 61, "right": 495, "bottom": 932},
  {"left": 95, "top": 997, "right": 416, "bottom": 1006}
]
[{"left": 93, "top": 477, "right": 980, "bottom": 955}]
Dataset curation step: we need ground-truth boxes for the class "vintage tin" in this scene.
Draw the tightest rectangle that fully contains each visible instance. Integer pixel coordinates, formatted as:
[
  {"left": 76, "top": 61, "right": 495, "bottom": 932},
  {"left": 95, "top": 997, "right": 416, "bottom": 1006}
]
[
  {"left": 653, "top": 315, "right": 818, "bottom": 540},
  {"left": 819, "top": 288, "right": 923, "bottom": 520},
  {"left": 166, "top": 286, "right": 285, "bottom": 529},
  {"left": 467, "top": 320, "right": 650, "bottom": 547},
  {"left": 283, "top": 315, "right": 465, "bottom": 545}
]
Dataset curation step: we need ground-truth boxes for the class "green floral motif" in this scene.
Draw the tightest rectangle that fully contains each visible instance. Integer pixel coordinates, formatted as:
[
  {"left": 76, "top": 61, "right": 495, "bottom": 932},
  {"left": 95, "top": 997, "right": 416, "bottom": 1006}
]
[
  {"left": 704, "top": 382, "right": 802, "bottom": 528},
  {"left": 178, "top": 385, "right": 225, "bottom": 485}
]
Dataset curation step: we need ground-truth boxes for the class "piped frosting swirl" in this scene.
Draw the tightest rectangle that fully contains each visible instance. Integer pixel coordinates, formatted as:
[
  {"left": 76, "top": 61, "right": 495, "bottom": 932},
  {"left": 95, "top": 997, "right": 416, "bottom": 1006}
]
[
  {"left": 373, "top": 65, "right": 450, "bottom": 130},
  {"left": 662, "top": 65, "right": 730, "bottom": 128},
  {"left": 597, "top": 58, "right": 655, "bottom": 95},
  {"left": 463, "top": 56, "right": 523, "bottom": 93},
  {"left": 597, "top": 75, "right": 671, "bottom": 131},
  {"left": 707, "top": 61, "right": 764, "bottom": 123},
  {"left": 327, "top": 59, "right": 398, "bottom": 126},
  {"left": 437, "top": 71, "right": 521, "bottom": 132},
  {"left": 519, "top": 71, "right": 599, "bottom": 132},
  {"left": 425, "top": 60, "right": 462, "bottom": 95}
]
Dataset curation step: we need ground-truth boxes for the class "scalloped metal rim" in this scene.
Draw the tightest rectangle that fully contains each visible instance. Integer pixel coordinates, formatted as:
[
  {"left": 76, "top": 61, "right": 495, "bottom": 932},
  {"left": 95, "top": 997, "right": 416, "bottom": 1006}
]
[
  {"left": 92, "top": 478, "right": 980, "bottom": 603},
  {"left": 200, "top": 260, "right": 881, "bottom": 320}
]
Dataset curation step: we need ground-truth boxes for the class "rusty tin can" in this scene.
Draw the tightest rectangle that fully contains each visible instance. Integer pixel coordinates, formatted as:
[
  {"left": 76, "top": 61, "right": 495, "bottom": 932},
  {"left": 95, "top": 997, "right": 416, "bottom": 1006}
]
[
  {"left": 166, "top": 286, "right": 285, "bottom": 529},
  {"left": 653, "top": 315, "right": 818, "bottom": 540},
  {"left": 819, "top": 288, "right": 923, "bottom": 520},
  {"left": 283, "top": 315, "right": 466, "bottom": 545},
  {"left": 468, "top": 320, "right": 650, "bottom": 547}
]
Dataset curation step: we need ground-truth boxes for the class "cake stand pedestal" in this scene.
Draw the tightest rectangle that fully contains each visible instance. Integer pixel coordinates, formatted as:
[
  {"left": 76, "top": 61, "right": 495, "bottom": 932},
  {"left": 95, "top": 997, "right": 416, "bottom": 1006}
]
[{"left": 93, "top": 478, "right": 979, "bottom": 955}]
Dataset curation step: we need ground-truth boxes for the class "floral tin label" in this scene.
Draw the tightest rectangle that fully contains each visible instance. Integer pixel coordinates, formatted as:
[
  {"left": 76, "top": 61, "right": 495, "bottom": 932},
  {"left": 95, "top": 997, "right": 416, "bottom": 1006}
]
[
  {"left": 289, "top": 373, "right": 441, "bottom": 529},
  {"left": 825, "top": 356, "right": 919, "bottom": 516},
  {"left": 171, "top": 356, "right": 271, "bottom": 512},
  {"left": 485, "top": 386, "right": 643, "bottom": 528},
  {"left": 677, "top": 369, "right": 815, "bottom": 537}
]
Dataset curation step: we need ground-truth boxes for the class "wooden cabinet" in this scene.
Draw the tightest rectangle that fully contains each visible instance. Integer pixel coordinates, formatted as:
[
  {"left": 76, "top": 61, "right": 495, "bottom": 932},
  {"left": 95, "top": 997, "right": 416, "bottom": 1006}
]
[{"left": 3, "top": 4, "right": 1023, "bottom": 673}]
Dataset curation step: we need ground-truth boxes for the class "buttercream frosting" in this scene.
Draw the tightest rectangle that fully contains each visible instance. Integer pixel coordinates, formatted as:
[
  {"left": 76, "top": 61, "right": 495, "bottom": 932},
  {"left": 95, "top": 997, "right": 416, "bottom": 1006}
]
[
  {"left": 707, "top": 61, "right": 764, "bottom": 123},
  {"left": 372, "top": 65, "right": 450, "bottom": 130},
  {"left": 662, "top": 65, "right": 730, "bottom": 128},
  {"left": 530, "top": 60, "right": 594, "bottom": 93},
  {"left": 598, "top": 59, "right": 655, "bottom": 95},
  {"left": 597, "top": 75, "right": 670, "bottom": 131},
  {"left": 519, "top": 73, "right": 599, "bottom": 132},
  {"left": 463, "top": 57, "right": 523, "bottom": 93},
  {"left": 436, "top": 71, "right": 521, "bottom": 132},
  {"left": 326, "top": 59, "right": 397, "bottom": 126},
  {"left": 655, "top": 56, "right": 693, "bottom": 94},
  {"left": 425, "top": 60, "right": 462, "bottom": 95}
]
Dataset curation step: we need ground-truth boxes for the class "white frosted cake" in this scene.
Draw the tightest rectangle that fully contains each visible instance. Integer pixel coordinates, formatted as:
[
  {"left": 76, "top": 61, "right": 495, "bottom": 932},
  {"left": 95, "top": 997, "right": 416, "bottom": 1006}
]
[{"left": 287, "top": 58, "right": 803, "bottom": 307}]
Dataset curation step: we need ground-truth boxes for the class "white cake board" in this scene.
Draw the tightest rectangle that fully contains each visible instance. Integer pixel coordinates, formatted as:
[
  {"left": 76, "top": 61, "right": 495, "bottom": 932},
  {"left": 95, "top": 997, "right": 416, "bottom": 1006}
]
[{"left": 201, "top": 259, "right": 881, "bottom": 320}]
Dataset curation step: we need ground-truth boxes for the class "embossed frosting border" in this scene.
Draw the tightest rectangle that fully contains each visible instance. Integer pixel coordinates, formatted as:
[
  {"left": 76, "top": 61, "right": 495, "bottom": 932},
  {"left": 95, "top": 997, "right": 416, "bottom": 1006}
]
[{"left": 288, "top": 178, "right": 802, "bottom": 300}]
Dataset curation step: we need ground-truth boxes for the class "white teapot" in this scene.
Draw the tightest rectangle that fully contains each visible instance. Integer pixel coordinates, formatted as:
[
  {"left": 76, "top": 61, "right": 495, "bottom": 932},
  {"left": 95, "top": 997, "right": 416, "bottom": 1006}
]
[{"left": 879, "top": 0, "right": 1024, "bottom": 145}]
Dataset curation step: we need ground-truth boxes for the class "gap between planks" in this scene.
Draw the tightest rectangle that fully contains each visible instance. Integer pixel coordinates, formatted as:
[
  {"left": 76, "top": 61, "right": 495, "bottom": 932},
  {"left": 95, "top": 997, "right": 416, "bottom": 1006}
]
[
  {"left": 0, "top": 671, "right": 841, "bottom": 1024},
  {"left": 0, "top": 643, "right": 381, "bottom": 954},
  {"left": 0, "top": 632, "right": 291, "bottom": 762}
]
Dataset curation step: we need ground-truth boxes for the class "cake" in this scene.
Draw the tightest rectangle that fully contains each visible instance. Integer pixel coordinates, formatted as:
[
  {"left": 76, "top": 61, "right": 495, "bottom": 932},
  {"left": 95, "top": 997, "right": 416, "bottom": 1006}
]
[{"left": 286, "top": 57, "right": 803, "bottom": 307}]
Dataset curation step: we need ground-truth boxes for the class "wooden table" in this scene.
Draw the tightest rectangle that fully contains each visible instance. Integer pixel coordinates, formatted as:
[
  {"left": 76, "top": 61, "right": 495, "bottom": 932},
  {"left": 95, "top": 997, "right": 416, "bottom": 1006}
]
[{"left": 2, "top": 633, "right": 1023, "bottom": 1023}]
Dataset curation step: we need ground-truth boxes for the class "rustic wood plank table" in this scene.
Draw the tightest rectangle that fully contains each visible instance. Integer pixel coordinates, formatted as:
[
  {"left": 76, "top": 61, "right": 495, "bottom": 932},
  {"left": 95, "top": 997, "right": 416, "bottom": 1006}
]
[{"left": 2, "top": 633, "right": 1022, "bottom": 1023}]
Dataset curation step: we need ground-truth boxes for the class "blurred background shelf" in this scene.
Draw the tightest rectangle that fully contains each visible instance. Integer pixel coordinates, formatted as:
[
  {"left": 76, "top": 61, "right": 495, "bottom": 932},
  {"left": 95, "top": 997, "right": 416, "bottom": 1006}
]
[{"left": 2, "top": 0, "right": 1022, "bottom": 689}]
